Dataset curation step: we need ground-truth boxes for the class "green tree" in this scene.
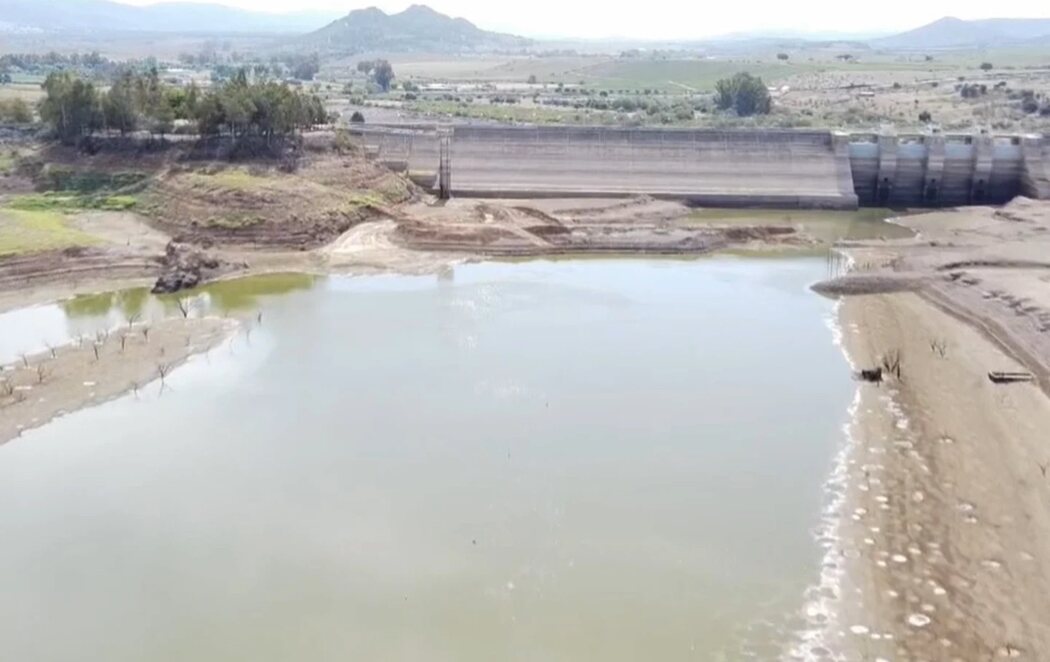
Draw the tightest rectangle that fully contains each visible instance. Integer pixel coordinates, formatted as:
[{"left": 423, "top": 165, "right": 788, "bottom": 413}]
[
  {"left": 714, "top": 72, "right": 771, "bottom": 116},
  {"left": 39, "top": 71, "right": 102, "bottom": 144},
  {"left": 103, "top": 72, "right": 138, "bottom": 135},
  {"left": 359, "top": 59, "right": 394, "bottom": 92},
  {"left": 980, "top": 62, "right": 994, "bottom": 71}
]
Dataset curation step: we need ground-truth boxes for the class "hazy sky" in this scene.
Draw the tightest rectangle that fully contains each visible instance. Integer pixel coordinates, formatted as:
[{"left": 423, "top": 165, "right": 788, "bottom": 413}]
[{"left": 117, "top": 0, "right": 1050, "bottom": 39}]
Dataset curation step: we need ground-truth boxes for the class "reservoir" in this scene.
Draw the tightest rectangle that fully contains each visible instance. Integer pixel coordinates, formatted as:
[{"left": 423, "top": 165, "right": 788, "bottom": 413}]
[{"left": 0, "top": 257, "right": 853, "bottom": 661}]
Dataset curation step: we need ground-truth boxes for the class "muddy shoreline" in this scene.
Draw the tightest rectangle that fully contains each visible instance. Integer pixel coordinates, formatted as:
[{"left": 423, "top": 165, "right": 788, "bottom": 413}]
[{"left": 803, "top": 198, "right": 1050, "bottom": 660}]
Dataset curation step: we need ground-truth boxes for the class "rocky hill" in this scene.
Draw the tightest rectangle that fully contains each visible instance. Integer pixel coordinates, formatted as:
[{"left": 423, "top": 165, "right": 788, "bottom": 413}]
[{"left": 299, "top": 5, "right": 531, "bottom": 54}]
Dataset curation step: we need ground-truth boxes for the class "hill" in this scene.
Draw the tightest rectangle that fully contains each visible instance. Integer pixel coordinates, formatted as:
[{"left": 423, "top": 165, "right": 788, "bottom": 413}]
[
  {"left": 0, "top": 0, "right": 338, "bottom": 35},
  {"left": 299, "top": 5, "right": 532, "bottom": 54},
  {"left": 873, "top": 16, "right": 1050, "bottom": 50}
]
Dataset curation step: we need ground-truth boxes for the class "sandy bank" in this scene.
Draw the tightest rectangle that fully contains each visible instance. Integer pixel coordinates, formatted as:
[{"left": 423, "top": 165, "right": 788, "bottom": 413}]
[
  {"left": 820, "top": 293, "right": 1050, "bottom": 660},
  {"left": 0, "top": 316, "right": 238, "bottom": 444},
  {"left": 805, "top": 198, "right": 1050, "bottom": 659}
]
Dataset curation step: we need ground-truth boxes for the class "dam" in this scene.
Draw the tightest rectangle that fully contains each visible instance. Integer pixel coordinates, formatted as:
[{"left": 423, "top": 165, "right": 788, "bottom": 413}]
[{"left": 353, "top": 125, "right": 1050, "bottom": 209}]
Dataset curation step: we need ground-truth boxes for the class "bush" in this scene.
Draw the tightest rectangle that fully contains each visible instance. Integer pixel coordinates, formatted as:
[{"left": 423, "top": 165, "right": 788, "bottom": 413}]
[
  {"left": 714, "top": 72, "right": 772, "bottom": 116},
  {"left": 0, "top": 98, "right": 33, "bottom": 123},
  {"left": 350, "top": 111, "right": 365, "bottom": 123}
]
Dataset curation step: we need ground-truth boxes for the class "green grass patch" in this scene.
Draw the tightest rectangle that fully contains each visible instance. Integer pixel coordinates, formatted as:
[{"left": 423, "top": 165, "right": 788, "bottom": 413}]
[
  {"left": 0, "top": 208, "right": 99, "bottom": 256},
  {"left": 7, "top": 192, "right": 138, "bottom": 212},
  {"left": 0, "top": 151, "right": 15, "bottom": 176},
  {"left": 189, "top": 167, "right": 273, "bottom": 191},
  {"left": 205, "top": 214, "right": 265, "bottom": 229},
  {"left": 37, "top": 165, "right": 149, "bottom": 194}
]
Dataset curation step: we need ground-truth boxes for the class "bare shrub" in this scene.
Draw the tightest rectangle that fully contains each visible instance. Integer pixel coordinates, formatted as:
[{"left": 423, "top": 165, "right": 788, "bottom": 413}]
[
  {"left": 176, "top": 298, "right": 192, "bottom": 319},
  {"left": 929, "top": 338, "right": 948, "bottom": 358},
  {"left": 880, "top": 349, "right": 903, "bottom": 380}
]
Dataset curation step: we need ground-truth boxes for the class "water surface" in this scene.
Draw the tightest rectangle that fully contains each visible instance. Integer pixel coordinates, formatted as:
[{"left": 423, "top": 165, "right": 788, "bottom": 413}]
[{"left": 0, "top": 258, "right": 852, "bottom": 661}]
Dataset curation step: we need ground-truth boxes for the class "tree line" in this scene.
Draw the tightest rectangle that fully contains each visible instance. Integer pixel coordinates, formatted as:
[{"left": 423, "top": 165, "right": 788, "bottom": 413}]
[
  {"left": 39, "top": 69, "right": 330, "bottom": 145},
  {"left": 1, "top": 52, "right": 121, "bottom": 79}
]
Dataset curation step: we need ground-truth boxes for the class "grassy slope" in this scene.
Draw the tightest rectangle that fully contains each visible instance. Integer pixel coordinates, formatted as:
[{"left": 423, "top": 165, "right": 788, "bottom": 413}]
[{"left": 0, "top": 208, "right": 99, "bottom": 256}]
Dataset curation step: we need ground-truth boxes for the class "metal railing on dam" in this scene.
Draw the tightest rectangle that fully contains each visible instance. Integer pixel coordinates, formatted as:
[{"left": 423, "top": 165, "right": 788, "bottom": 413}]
[{"left": 351, "top": 124, "right": 1050, "bottom": 209}]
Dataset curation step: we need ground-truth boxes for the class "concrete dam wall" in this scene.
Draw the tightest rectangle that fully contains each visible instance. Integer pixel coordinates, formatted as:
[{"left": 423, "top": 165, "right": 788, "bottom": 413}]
[{"left": 355, "top": 125, "right": 1049, "bottom": 209}]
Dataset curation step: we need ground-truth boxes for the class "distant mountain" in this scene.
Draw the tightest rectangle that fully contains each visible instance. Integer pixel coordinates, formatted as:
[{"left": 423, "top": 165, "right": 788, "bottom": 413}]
[
  {"left": 299, "top": 5, "right": 532, "bottom": 54},
  {"left": 0, "top": 0, "right": 339, "bottom": 35},
  {"left": 873, "top": 16, "right": 1050, "bottom": 50}
]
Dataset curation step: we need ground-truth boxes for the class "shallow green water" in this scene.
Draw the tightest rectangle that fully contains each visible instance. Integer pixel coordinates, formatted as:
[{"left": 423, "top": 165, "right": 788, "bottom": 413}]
[
  {"left": 0, "top": 258, "right": 852, "bottom": 661},
  {"left": 688, "top": 207, "right": 916, "bottom": 244}
]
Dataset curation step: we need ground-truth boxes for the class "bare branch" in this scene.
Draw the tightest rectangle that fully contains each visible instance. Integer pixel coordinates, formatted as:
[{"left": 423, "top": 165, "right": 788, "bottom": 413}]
[{"left": 176, "top": 298, "right": 192, "bottom": 319}]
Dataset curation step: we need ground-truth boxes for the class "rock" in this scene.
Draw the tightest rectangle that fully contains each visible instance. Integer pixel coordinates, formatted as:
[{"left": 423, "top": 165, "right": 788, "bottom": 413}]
[{"left": 151, "top": 241, "right": 225, "bottom": 294}]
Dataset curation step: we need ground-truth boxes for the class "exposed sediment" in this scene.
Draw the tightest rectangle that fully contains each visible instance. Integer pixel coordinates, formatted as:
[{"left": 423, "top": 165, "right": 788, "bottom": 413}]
[
  {"left": 803, "top": 197, "right": 1050, "bottom": 660},
  {"left": 0, "top": 316, "right": 238, "bottom": 444}
]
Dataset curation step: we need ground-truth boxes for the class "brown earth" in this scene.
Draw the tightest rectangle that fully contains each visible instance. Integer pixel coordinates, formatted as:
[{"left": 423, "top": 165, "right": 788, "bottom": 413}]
[{"left": 390, "top": 196, "right": 809, "bottom": 256}]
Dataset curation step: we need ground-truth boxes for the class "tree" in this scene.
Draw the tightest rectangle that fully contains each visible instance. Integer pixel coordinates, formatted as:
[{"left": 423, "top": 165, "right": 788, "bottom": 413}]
[
  {"left": 371, "top": 59, "right": 394, "bottom": 92},
  {"left": 355, "top": 59, "right": 394, "bottom": 91},
  {"left": 350, "top": 110, "right": 365, "bottom": 123},
  {"left": 714, "top": 72, "right": 771, "bottom": 116},
  {"left": 38, "top": 71, "right": 102, "bottom": 144},
  {"left": 918, "top": 110, "right": 932, "bottom": 122},
  {"left": 776, "top": 53, "right": 789, "bottom": 61},
  {"left": 290, "top": 53, "right": 320, "bottom": 81},
  {"left": 528, "top": 74, "right": 538, "bottom": 84},
  {"left": 103, "top": 71, "right": 138, "bottom": 135},
  {"left": 980, "top": 62, "right": 994, "bottom": 71}
]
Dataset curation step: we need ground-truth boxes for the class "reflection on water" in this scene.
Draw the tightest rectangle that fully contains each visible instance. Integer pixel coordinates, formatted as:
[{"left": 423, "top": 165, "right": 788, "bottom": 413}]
[
  {"left": 0, "top": 259, "right": 852, "bottom": 662},
  {"left": 0, "top": 273, "right": 316, "bottom": 365}
]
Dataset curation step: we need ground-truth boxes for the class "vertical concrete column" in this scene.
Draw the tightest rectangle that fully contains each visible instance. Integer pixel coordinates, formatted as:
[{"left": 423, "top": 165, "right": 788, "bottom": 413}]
[
  {"left": 876, "top": 134, "right": 899, "bottom": 205},
  {"left": 831, "top": 132, "right": 860, "bottom": 208},
  {"left": 970, "top": 135, "right": 994, "bottom": 203},
  {"left": 1020, "top": 135, "right": 1050, "bottom": 200},
  {"left": 923, "top": 135, "right": 946, "bottom": 205}
]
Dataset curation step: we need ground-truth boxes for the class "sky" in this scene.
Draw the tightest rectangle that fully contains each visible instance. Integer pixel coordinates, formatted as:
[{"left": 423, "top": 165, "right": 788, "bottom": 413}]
[{"left": 115, "top": 0, "right": 1050, "bottom": 40}]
